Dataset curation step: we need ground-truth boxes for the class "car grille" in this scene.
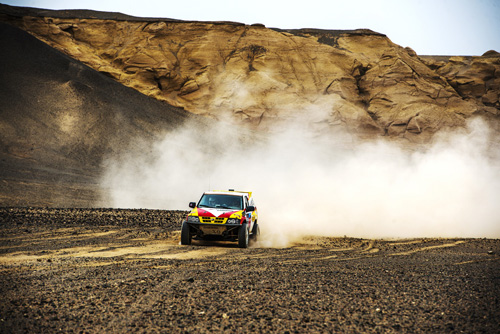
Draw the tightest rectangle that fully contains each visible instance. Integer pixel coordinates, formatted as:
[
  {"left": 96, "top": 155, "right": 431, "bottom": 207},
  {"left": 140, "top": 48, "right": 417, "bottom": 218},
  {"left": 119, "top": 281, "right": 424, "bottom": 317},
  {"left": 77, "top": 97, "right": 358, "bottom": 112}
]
[{"left": 200, "top": 217, "right": 227, "bottom": 224}]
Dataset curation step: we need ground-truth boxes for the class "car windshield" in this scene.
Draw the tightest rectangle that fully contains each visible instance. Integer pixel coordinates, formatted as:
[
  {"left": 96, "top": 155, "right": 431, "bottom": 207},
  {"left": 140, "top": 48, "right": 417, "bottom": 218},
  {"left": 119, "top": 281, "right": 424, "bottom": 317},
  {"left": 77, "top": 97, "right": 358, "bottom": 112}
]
[{"left": 198, "top": 194, "right": 243, "bottom": 210}]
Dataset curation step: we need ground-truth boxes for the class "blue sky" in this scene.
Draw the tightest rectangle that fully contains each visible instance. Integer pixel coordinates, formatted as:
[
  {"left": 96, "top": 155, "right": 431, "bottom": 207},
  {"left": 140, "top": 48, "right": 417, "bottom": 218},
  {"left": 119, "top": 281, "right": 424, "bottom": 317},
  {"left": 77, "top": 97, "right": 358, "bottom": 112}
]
[{"left": 3, "top": 0, "right": 499, "bottom": 55}]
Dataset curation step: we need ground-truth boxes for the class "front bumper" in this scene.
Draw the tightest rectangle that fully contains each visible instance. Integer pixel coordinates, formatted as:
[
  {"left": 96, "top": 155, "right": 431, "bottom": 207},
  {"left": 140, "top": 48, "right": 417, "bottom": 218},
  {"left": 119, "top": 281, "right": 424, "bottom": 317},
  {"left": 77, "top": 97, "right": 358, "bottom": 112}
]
[{"left": 186, "top": 222, "right": 242, "bottom": 239}]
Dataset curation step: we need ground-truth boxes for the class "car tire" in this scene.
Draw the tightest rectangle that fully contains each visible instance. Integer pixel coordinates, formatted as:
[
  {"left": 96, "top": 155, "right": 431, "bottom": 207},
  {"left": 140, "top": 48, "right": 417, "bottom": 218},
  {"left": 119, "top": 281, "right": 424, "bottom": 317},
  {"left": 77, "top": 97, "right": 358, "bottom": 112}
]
[
  {"left": 251, "top": 222, "right": 260, "bottom": 241},
  {"left": 238, "top": 223, "right": 249, "bottom": 248},
  {"left": 181, "top": 221, "right": 191, "bottom": 245}
]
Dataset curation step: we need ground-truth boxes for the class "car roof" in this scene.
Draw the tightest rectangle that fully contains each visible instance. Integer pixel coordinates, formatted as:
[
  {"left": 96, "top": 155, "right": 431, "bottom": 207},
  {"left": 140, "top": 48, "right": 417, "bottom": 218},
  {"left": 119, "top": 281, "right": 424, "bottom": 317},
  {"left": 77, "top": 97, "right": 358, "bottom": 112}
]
[{"left": 204, "top": 190, "right": 252, "bottom": 197}]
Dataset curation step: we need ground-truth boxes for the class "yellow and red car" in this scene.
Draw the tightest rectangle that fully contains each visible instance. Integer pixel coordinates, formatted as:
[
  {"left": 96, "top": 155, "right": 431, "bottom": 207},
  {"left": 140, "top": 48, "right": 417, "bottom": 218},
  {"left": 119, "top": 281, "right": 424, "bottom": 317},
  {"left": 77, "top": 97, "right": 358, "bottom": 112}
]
[{"left": 181, "top": 190, "right": 259, "bottom": 248}]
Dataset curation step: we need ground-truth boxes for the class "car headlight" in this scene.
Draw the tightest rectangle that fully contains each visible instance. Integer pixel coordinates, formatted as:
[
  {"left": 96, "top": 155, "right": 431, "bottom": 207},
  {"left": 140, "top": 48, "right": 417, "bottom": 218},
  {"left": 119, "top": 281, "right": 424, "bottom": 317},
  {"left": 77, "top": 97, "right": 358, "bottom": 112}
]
[
  {"left": 226, "top": 218, "right": 240, "bottom": 225},
  {"left": 187, "top": 216, "right": 199, "bottom": 223}
]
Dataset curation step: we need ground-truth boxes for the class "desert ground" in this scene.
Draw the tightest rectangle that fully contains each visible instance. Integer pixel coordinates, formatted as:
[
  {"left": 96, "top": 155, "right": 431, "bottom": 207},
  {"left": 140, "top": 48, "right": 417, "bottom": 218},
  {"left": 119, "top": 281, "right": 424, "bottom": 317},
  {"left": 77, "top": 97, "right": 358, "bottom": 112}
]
[{"left": 1, "top": 207, "right": 499, "bottom": 333}]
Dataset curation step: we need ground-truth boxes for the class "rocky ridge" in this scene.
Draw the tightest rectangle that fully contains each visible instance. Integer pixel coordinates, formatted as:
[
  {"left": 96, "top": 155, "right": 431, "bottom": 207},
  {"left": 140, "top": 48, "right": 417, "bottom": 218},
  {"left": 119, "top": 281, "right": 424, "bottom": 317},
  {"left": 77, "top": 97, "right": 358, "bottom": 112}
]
[
  {"left": 1, "top": 4, "right": 499, "bottom": 141},
  {"left": 1, "top": 4, "right": 500, "bottom": 207},
  {"left": 0, "top": 21, "right": 202, "bottom": 206}
]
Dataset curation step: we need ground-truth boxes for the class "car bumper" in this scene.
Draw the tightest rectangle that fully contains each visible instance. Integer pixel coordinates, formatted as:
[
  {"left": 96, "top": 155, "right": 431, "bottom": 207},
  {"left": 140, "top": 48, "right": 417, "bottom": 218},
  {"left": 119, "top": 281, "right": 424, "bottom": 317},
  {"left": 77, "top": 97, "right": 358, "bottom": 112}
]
[{"left": 187, "top": 222, "right": 241, "bottom": 238}]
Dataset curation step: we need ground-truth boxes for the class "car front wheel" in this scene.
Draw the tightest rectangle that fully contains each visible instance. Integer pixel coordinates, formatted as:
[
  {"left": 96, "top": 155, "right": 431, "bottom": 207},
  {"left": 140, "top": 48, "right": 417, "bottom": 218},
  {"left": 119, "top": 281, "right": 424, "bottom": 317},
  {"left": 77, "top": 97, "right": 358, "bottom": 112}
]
[
  {"left": 238, "top": 223, "right": 249, "bottom": 248},
  {"left": 180, "top": 221, "right": 191, "bottom": 245}
]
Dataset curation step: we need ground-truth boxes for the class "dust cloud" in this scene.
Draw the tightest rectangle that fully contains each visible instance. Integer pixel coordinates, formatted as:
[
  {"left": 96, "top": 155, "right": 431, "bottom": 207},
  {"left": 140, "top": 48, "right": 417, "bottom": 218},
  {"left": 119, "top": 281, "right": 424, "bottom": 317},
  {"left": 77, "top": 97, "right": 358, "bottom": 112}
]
[{"left": 101, "top": 117, "right": 500, "bottom": 247}]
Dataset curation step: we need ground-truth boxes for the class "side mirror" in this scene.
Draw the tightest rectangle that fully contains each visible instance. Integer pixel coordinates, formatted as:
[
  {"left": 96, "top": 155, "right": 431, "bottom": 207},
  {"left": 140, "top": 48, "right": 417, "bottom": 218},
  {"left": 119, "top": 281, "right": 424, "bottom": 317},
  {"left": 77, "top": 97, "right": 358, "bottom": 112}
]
[
  {"left": 246, "top": 206, "right": 255, "bottom": 212},
  {"left": 189, "top": 202, "right": 196, "bottom": 208}
]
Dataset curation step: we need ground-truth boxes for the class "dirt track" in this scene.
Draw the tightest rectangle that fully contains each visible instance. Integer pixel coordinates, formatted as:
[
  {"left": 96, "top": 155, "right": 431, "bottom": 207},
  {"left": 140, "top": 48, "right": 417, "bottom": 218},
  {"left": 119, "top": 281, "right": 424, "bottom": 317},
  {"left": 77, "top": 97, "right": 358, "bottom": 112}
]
[{"left": 1, "top": 208, "right": 499, "bottom": 333}]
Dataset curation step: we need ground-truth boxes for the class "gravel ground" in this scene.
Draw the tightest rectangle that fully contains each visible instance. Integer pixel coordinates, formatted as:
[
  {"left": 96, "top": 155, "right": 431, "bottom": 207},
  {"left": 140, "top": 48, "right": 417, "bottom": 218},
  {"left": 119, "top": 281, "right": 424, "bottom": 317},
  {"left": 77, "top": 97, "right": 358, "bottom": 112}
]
[{"left": 1, "top": 208, "right": 499, "bottom": 333}]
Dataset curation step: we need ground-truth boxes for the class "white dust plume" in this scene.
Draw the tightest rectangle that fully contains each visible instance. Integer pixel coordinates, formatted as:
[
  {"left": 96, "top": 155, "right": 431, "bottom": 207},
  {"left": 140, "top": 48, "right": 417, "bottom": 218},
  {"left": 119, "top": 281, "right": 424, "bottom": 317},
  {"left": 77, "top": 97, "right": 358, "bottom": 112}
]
[{"left": 101, "top": 117, "right": 500, "bottom": 247}]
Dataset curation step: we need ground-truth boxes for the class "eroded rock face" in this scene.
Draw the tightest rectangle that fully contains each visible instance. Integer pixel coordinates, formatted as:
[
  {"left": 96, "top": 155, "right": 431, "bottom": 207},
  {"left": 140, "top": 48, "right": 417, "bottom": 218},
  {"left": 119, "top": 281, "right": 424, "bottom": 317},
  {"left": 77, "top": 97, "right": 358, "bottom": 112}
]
[
  {"left": 0, "top": 22, "right": 196, "bottom": 206},
  {"left": 1, "top": 5, "right": 499, "bottom": 141},
  {"left": 422, "top": 54, "right": 500, "bottom": 111}
]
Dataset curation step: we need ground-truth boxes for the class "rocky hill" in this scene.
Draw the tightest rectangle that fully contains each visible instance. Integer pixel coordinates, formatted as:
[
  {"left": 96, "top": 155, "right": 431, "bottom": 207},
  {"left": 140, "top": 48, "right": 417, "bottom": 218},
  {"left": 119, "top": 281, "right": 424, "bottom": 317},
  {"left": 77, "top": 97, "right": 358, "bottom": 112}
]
[
  {"left": 2, "top": 4, "right": 499, "bottom": 140},
  {"left": 0, "top": 21, "right": 203, "bottom": 206},
  {"left": 0, "top": 4, "right": 499, "bottom": 206}
]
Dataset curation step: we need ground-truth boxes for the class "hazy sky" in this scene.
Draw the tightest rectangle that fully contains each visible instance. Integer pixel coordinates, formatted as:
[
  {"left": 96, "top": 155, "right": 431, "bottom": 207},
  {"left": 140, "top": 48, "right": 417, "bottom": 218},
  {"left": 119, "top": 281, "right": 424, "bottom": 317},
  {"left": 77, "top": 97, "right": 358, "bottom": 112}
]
[{"left": 3, "top": 0, "right": 500, "bottom": 55}]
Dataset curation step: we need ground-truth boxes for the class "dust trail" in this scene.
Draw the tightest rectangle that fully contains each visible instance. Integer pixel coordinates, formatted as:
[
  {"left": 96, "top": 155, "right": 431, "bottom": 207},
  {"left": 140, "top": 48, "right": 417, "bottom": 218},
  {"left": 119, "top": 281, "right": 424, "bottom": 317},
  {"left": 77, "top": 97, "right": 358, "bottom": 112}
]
[{"left": 101, "top": 117, "right": 500, "bottom": 247}]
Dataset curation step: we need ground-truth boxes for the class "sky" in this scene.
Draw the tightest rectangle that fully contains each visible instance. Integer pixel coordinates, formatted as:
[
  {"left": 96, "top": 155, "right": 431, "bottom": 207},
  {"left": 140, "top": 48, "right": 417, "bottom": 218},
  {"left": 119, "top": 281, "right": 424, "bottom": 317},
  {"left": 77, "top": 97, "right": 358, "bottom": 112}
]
[{"left": 2, "top": 0, "right": 500, "bottom": 55}]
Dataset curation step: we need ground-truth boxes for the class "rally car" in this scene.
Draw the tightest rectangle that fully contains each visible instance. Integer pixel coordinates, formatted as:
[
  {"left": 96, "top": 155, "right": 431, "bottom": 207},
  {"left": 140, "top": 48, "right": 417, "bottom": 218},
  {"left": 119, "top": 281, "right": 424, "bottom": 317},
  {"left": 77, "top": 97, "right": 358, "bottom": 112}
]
[{"left": 181, "top": 190, "right": 259, "bottom": 248}]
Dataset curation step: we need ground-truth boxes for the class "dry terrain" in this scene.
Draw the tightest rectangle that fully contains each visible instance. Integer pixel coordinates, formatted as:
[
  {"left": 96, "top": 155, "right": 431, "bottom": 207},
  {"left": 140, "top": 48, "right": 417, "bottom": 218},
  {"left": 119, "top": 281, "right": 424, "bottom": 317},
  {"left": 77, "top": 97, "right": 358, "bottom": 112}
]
[
  {"left": 1, "top": 208, "right": 499, "bottom": 333},
  {"left": 0, "top": 5, "right": 499, "bottom": 333}
]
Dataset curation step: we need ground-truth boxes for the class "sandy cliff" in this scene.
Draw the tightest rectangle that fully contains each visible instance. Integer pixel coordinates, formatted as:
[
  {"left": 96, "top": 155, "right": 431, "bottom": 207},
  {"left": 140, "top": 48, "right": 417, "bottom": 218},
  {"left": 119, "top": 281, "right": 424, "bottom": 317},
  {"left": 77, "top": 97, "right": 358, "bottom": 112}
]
[
  {"left": 0, "top": 21, "right": 199, "bottom": 206},
  {"left": 2, "top": 4, "right": 498, "bottom": 142},
  {"left": 0, "top": 4, "right": 499, "bottom": 206}
]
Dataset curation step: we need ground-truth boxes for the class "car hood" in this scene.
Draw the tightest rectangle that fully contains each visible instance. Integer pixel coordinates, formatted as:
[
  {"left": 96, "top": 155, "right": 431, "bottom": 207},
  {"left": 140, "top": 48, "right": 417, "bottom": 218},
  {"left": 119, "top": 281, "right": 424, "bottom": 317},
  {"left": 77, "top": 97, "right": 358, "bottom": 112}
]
[{"left": 189, "top": 207, "right": 243, "bottom": 219}]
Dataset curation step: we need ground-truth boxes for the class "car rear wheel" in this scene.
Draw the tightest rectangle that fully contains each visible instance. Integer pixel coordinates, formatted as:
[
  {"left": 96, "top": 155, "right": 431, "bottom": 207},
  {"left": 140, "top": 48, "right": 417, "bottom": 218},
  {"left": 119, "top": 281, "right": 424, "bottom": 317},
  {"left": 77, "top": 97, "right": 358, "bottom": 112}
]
[
  {"left": 181, "top": 221, "right": 191, "bottom": 245},
  {"left": 251, "top": 222, "right": 260, "bottom": 242},
  {"left": 238, "top": 223, "right": 249, "bottom": 248}
]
